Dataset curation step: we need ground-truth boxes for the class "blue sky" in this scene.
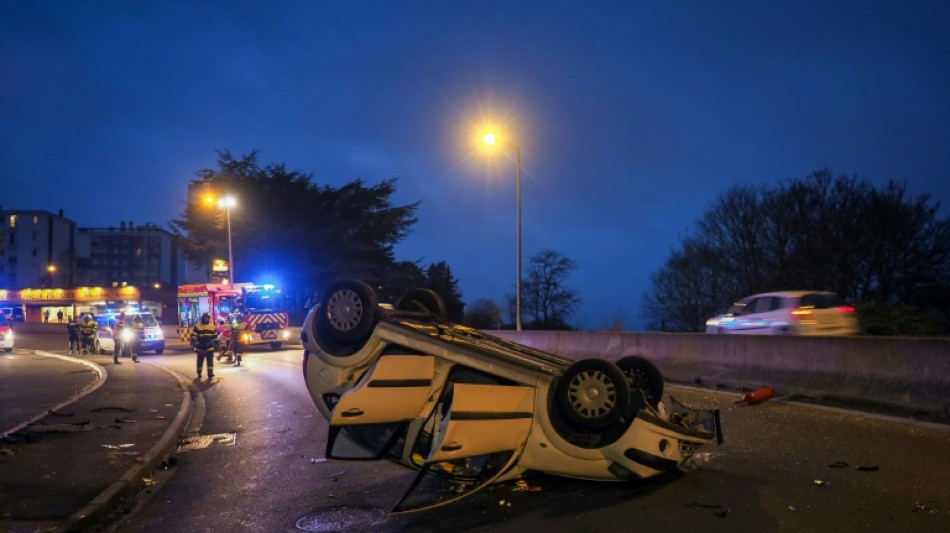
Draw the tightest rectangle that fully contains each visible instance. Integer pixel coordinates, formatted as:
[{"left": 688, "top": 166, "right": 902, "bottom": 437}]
[{"left": 2, "top": 1, "right": 948, "bottom": 329}]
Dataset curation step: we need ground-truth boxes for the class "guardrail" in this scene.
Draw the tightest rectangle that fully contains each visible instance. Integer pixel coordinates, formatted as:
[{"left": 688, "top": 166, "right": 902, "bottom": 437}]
[{"left": 489, "top": 331, "right": 950, "bottom": 419}]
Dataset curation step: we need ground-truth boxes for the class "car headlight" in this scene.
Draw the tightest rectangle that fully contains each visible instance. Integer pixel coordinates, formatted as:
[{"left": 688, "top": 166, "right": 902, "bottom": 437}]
[
  {"left": 242, "top": 333, "right": 251, "bottom": 342},
  {"left": 121, "top": 330, "right": 134, "bottom": 342},
  {"left": 282, "top": 330, "right": 289, "bottom": 339}
]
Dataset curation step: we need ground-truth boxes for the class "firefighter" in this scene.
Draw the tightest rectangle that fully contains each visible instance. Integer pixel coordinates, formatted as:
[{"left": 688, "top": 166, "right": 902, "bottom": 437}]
[
  {"left": 192, "top": 312, "right": 217, "bottom": 380},
  {"left": 129, "top": 315, "right": 143, "bottom": 363},
  {"left": 79, "top": 313, "right": 98, "bottom": 355},
  {"left": 66, "top": 315, "right": 81, "bottom": 354},
  {"left": 219, "top": 311, "right": 247, "bottom": 364},
  {"left": 112, "top": 312, "right": 126, "bottom": 364}
]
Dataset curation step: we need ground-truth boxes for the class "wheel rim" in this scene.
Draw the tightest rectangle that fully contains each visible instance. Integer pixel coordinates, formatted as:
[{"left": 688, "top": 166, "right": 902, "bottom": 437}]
[
  {"left": 566, "top": 369, "right": 619, "bottom": 420},
  {"left": 326, "top": 289, "right": 364, "bottom": 332}
]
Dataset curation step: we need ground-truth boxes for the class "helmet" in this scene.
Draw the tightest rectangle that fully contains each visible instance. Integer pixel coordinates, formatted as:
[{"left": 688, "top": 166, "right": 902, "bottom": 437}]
[{"left": 201, "top": 312, "right": 211, "bottom": 323}]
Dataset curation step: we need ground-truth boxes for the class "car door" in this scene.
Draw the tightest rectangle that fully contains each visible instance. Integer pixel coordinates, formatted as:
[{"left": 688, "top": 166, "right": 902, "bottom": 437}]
[
  {"left": 392, "top": 382, "right": 535, "bottom": 513},
  {"left": 326, "top": 355, "right": 437, "bottom": 461}
]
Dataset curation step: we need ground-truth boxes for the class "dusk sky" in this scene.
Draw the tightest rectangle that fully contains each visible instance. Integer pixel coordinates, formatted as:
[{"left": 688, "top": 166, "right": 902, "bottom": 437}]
[{"left": 3, "top": 1, "right": 949, "bottom": 329}]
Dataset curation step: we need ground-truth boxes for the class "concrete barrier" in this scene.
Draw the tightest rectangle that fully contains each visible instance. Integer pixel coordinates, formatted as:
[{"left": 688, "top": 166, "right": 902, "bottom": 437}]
[{"left": 489, "top": 331, "right": 950, "bottom": 418}]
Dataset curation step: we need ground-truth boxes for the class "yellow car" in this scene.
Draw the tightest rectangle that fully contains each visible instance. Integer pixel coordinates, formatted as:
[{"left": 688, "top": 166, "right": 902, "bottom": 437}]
[{"left": 301, "top": 280, "right": 722, "bottom": 512}]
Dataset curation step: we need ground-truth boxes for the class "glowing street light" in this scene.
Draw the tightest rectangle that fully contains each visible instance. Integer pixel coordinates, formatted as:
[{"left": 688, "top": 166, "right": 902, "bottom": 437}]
[
  {"left": 218, "top": 195, "right": 237, "bottom": 284},
  {"left": 482, "top": 131, "right": 522, "bottom": 331},
  {"left": 203, "top": 193, "right": 237, "bottom": 284}
]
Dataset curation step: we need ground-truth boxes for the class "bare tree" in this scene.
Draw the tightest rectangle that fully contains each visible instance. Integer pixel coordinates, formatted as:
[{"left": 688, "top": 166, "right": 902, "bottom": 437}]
[{"left": 521, "top": 249, "right": 580, "bottom": 330}]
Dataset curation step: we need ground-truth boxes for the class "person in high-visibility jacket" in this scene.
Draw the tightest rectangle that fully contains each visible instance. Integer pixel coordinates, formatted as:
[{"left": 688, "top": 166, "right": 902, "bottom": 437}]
[
  {"left": 191, "top": 312, "right": 217, "bottom": 380},
  {"left": 79, "top": 314, "right": 98, "bottom": 355},
  {"left": 220, "top": 311, "right": 247, "bottom": 364}
]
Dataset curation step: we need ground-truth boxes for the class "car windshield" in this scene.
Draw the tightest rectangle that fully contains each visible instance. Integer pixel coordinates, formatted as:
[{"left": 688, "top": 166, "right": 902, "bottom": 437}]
[
  {"left": 244, "top": 292, "right": 284, "bottom": 312},
  {"left": 133, "top": 314, "right": 159, "bottom": 327}
]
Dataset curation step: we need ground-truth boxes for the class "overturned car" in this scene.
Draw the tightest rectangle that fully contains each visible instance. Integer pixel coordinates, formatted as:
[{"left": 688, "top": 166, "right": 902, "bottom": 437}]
[{"left": 301, "top": 280, "right": 722, "bottom": 512}]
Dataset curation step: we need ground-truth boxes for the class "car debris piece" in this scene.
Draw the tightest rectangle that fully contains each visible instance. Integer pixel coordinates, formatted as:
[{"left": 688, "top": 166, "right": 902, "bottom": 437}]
[
  {"left": 813, "top": 479, "right": 828, "bottom": 486},
  {"left": 301, "top": 279, "right": 724, "bottom": 513},
  {"left": 736, "top": 386, "right": 774, "bottom": 405},
  {"left": 828, "top": 461, "right": 849, "bottom": 468},
  {"left": 856, "top": 464, "right": 879, "bottom": 471}
]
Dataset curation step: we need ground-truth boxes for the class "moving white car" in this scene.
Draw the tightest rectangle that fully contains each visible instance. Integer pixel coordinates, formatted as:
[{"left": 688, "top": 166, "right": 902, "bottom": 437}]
[
  {"left": 302, "top": 280, "right": 722, "bottom": 512},
  {"left": 705, "top": 290, "right": 857, "bottom": 335}
]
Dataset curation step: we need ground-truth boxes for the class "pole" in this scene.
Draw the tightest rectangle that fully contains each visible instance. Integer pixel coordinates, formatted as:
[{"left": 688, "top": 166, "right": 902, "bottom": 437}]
[
  {"left": 515, "top": 145, "right": 522, "bottom": 331},
  {"left": 226, "top": 206, "right": 234, "bottom": 285}
]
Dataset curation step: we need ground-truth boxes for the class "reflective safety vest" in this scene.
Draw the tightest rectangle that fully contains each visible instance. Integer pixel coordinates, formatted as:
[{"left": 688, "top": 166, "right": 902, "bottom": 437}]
[
  {"left": 79, "top": 319, "right": 97, "bottom": 338},
  {"left": 192, "top": 322, "right": 217, "bottom": 350}
]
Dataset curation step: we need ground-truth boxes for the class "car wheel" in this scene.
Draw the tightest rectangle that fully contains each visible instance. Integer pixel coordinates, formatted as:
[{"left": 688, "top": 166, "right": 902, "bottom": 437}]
[
  {"left": 270, "top": 342, "right": 282, "bottom": 350},
  {"left": 315, "top": 280, "right": 378, "bottom": 347},
  {"left": 556, "top": 359, "right": 631, "bottom": 430},
  {"left": 616, "top": 356, "right": 664, "bottom": 409},
  {"left": 155, "top": 345, "right": 165, "bottom": 355},
  {"left": 395, "top": 288, "right": 447, "bottom": 322}
]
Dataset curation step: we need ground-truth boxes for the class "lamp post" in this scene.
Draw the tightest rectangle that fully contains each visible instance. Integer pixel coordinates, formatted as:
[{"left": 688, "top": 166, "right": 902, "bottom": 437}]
[
  {"left": 482, "top": 132, "right": 522, "bottom": 331},
  {"left": 218, "top": 195, "right": 236, "bottom": 284}
]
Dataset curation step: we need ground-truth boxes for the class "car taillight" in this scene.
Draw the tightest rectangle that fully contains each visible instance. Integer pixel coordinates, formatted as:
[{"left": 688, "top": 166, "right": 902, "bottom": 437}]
[
  {"left": 790, "top": 308, "right": 812, "bottom": 317},
  {"left": 835, "top": 306, "right": 855, "bottom": 313}
]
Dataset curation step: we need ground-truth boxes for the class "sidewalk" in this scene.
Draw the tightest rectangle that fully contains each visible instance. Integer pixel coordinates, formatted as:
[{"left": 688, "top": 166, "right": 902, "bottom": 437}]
[{"left": 0, "top": 351, "right": 193, "bottom": 533}]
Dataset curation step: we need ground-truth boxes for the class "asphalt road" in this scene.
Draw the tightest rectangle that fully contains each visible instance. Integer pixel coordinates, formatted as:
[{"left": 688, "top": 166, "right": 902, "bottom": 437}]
[{"left": 11, "top": 331, "right": 950, "bottom": 532}]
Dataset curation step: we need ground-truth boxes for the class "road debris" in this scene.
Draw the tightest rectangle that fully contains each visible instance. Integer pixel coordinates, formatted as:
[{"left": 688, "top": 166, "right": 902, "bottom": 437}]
[
  {"left": 814, "top": 479, "right": 828, "bottom": 487},
  {"left": 686, "top": 502, "right": 729, "bottom": 517},
  {"left": 829, "top": 461, "right": 849, "bottom": 468},
  {"left": 736, "top": 386, "right": 774, "bottom": 405},
  {"left": 856, "top": 465, "right": 879, "bottom": 471},
  {"left": 25, "top": 421, "right": 91, "bottom": 433}
]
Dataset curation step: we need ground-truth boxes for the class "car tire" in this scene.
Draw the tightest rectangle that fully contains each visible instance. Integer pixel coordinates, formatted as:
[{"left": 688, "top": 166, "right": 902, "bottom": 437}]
[
  {"left": 270, "top": 342, "right": 282, "bottom": 350},
  {"left": 395, "top": 288, "right": 447, "bottom": 322},
  {"left": 314, "top": 280, "right": 378, "bottom": 354},
  {"left": 556, "top": 359, "right": 631, "bottom": 430},
  {"left": 155, "top": 343, "right": 165, "bottom": 355},
  {"left": 616, "top": 356, "right": 664, "bottom": 410}
]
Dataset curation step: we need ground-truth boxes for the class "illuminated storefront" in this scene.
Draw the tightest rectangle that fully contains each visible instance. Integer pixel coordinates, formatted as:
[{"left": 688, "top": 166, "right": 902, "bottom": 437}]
[{"left": 0, "top": 285, "right": 176, "bottom": 323}]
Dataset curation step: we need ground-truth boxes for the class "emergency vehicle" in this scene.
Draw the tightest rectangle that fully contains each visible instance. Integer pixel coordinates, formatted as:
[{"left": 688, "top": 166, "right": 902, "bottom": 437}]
[{"left": 177, "top": 282, "right": 290, "bottom": 350}]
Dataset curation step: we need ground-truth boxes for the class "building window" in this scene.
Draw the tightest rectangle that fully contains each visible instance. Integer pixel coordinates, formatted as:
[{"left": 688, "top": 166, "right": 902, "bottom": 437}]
[{"left": 8, "top": 215, "right": 15, "bottom": 228}]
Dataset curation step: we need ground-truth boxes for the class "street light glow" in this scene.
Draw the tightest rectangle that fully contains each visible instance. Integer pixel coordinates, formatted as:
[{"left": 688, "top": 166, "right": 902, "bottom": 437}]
[
  {"left": 204, "top": 195, "right": 216, "bottom": 205},
  {"left": 483, "top": 132, "right": 497, "bottom": 146},
  {"left": 219, "top": 195, "right": 236, "bottom": 209}
]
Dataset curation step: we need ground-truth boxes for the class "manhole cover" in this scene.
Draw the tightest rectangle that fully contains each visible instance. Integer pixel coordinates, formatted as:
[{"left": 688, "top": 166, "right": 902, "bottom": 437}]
[{"left": 295, "top": 506, "right": 387, "bottom": 532}]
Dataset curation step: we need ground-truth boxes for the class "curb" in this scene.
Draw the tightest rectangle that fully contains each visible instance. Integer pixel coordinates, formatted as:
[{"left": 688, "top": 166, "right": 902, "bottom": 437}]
[
  {"left": 1, "top": 351, "right": 107, "bottom": 437},
  {"left": 58, "top": 364, "right": 194, "bottom": 533}
]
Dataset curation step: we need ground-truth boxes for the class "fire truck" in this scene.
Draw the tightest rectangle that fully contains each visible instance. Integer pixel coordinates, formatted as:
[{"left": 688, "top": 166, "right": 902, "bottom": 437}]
[{"left": 177, "top": 282, "right": 290, "bottom": 350}]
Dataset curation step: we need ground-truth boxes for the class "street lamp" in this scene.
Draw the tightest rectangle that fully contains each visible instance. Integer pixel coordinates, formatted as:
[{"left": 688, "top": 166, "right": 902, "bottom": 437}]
[
  {"left": 47, "top": 264, "right": 57, "bottom": 288},
  {"left": 203, "top": 193, "right": 237, "bottom": 284},
  {"left": 482, "top": 131, "right": 522, "bottom": 331},
  {"left": 218, "top": 195, "right": 236, "bottom": 285}
]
